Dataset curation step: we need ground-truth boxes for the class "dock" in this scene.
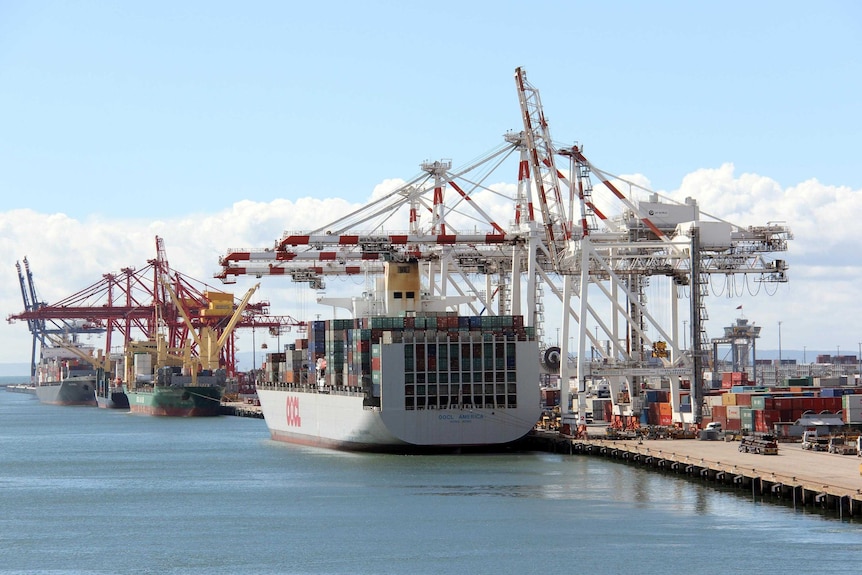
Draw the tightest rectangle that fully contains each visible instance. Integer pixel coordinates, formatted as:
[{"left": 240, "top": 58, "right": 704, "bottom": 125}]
[
  {"left": 526, "top": 431, "right": 862, "bottom": 518},
  {"left": 219, "top": 401, "right": 264, "bottom": 418}
]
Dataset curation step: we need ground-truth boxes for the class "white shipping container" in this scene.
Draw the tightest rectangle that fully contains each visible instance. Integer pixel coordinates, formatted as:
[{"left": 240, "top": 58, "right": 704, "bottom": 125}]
[
  {"left": 842, "top": 394, "right": 862, "bottom": 410},
  {"left": 843, "top": 408, "right": 862, "bottom": 424},
  {"left": 814, "top": 377, "right": 841, "bottom": 387},
  {"left": 706, "top": 394, "right": 724, "bottom": 407},
  {"left": 727, "top": 405, "right": 741, "bottom": 419}
]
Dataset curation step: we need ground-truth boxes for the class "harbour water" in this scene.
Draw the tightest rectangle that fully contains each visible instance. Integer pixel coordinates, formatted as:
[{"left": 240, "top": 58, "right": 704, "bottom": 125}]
[{"left": 2, "top": 378, "right": 862, "bottom": 574}]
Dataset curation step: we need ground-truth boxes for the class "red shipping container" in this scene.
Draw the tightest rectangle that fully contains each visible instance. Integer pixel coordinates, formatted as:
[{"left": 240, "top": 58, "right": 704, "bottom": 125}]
[
  {"left": 712, "top": 405, "right": 727, "bottom": 419},
  {"left": 724, "top": 417, "right": 741, "bottom": 431},
  {"left": 754, "top": 409, "right": 781, "bottom": 433},
  {"left": 648, "top": 404, "right": 660, "bottom": 425},
  {"left": 773, "top": 398, "right": 791, "bottom": 411},
  {"left": 735, "top": 393, "right": 752, "bottom": 406},
  {"left": 659, "top": 414, "right": 673, "bottom": 426}
]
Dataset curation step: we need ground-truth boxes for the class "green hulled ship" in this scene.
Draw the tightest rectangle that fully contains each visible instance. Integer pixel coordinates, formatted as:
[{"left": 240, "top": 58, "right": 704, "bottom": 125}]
[{"left": 124, "top": 375, "right": 223, "bottom": 417}]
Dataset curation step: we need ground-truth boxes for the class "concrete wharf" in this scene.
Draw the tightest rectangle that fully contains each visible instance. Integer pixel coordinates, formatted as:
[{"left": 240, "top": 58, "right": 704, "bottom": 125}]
[
  {"left": 525, "top": 431, "right": 862, "bottom": 519},
  {"left": 219, "top": 401, "right": 264, "bottom": 418}
]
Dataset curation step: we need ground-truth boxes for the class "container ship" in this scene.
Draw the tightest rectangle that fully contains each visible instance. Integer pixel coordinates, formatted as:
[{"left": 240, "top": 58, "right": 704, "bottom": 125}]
[
  {"left": 33, "top": 340, "right": 98, "bottom": 406},
  {"left": 256, "top": 261, "right": 542, "bottom": 452}
]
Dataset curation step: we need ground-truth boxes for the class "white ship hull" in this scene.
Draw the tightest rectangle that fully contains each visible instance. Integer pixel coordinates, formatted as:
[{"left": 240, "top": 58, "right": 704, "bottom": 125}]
[
  {"left": 259, "top": 388, "right": 541, "bottom": 451},
  {"left": 258, "top": 338, "right": 542, "bottom": 452}
]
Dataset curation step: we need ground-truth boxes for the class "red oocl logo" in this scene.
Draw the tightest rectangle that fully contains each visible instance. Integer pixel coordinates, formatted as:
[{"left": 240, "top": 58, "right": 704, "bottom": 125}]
[{"left": 285, "top": 396, "right": 301, "bottom": 427}]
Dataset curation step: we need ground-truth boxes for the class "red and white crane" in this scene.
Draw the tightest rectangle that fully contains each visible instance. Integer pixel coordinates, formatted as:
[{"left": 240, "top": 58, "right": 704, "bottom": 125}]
[{"left": 215, "top": 68, "right": 792, "bottom": 430}]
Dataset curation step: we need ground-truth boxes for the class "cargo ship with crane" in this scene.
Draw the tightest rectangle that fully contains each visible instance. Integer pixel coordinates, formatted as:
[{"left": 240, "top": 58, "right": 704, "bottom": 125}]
[
  {"left": 33, "top": 335, "right": 99, "bottom": 406},
  {"left": 122, "top": 279, "right": 259, "bottom": 416},
  {"left": 8, "top": 237, "right": 286, "bottom": 415},
  {"left": 38, "top": 332, "right": 129, "bottom": 409},
  {"left": 255, "top": 260, "right": 542, "bottom": 452},
  {"left": 216, "top": 67, "right": 792, "bottom": 448}
]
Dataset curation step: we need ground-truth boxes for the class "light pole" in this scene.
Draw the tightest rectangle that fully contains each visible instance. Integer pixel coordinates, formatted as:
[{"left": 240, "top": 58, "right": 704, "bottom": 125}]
[
  {"left": 803, "top": 346, "right": 806, "bottom": 365},
  {"left": 778, "top": 321, "right": 782, "bottom": 385}
]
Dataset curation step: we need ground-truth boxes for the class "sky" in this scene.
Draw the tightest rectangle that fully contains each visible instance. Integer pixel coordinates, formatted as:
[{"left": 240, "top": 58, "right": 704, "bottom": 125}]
[{"left": 1, "top": 1, "right": 861, "bottom": 371}]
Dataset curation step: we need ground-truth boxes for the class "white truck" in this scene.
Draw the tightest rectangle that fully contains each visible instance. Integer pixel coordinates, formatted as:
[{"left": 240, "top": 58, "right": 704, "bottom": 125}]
[{"left": 698, "top": 421, "right": 723, "bottom": 441}]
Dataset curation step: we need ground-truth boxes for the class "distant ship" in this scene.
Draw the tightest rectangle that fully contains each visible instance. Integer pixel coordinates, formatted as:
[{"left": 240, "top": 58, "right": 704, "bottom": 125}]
[
  {"left": 256, "top": 261, "right": 542, "bottom": 452},
  {"left": 119, "top": 279, "right": 257, "bottom": 417},
  {"left": 122, "top": 338, "right": 224, "bottom": 417},
  {"left": 33, "top": 339, "right": 98, "bottom": 406}
]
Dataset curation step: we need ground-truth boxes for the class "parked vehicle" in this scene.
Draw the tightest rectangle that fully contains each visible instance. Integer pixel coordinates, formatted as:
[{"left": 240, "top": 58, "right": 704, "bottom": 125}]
[
  {"left": 738, "top": 434, "right": 779, "bottom": 455},
  {"left": 699, "top": 421, "right": 723, "bottom": 441},
  {"left": 828, "top": 435, "right": 858, "bottom": 455},
  {"left": 801, "top": 430, "right": 829, "bottom": 451}
]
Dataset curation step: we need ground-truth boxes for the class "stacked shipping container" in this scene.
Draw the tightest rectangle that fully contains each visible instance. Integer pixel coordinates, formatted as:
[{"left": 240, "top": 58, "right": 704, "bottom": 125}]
[{"left": 261, "top": 312, "right": 536, "bottom": 412}]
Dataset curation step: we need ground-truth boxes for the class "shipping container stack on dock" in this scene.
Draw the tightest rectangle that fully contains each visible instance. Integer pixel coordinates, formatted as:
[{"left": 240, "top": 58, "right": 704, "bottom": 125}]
[
  {"left": 261, "top": 311, "right": 536, "bottom": 412},
  {"left": 632, "top": 370, "right": 862, "bottom": 437}
]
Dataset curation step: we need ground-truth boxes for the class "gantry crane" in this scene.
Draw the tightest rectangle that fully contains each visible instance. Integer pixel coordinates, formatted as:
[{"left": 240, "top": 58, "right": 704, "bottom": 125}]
[
  {"left": 12, "top": 257, "right": 105, "bottom": 379},
  {"left": 215, "top": 68, "right": 792, "bottom": 430},
  {"left": 8, "top": 237, "right": 305, "bottom": 379}
]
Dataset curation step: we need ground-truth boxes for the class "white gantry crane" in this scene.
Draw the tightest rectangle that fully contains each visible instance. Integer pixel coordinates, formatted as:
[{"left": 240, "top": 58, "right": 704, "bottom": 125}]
[{"left": 216, "top": 67, "right": 792, "bottom": 432}]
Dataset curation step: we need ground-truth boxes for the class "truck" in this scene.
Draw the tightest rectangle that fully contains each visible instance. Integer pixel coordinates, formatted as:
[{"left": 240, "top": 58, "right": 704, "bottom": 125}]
[
  {"left": 698, "top": 421, "right": 723, "bottom": 441},
  {"left": 801, "top": 430, "right": 829, "bottom": 451},
  {"left": 827, "top": 435, "right": 858, "bottom": 455},
  {"left": 738, "top": 434, "right": 779, "bottom": 455}
]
